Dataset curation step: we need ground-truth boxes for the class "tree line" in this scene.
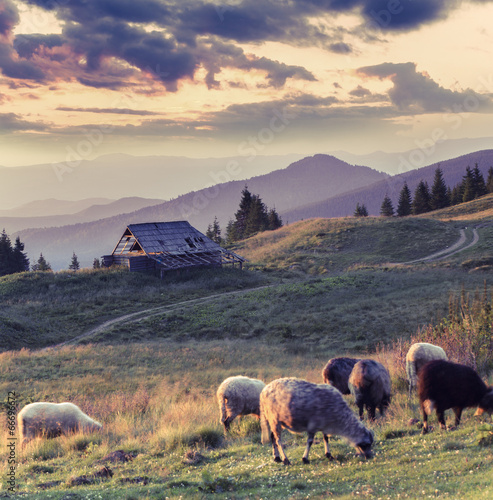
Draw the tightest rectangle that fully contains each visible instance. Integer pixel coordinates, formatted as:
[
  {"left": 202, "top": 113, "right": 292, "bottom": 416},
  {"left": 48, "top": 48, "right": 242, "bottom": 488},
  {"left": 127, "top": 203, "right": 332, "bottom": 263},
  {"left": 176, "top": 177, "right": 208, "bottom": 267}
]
[
  {"left": 355, "top": 165, "right": 493, "bottom": 217},
  {"left": 206, "top": 186, "right": 283, "bottom": 245}
]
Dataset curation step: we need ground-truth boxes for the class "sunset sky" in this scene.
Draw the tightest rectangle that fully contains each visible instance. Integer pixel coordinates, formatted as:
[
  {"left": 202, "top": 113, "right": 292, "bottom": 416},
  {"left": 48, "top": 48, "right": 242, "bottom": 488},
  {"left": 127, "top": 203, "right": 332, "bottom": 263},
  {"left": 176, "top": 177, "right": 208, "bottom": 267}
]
[{"left": 1, "top": 0, "right": 493, "bottom": 168}]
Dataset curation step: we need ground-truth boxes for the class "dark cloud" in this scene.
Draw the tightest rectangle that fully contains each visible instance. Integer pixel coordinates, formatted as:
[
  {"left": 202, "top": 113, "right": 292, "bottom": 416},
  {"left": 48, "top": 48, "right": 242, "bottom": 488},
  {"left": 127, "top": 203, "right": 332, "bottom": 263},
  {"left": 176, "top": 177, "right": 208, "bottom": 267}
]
[
  {"left": 349, "top": 85, "right": 371, "bottom": 97},
  {"left": 0, "top": 112, "right": 47, "bottom": 133},
  {"left": 357, "top": 62, "right": 493, "bottom": 112},
  {"left": 329, "top": 42, "right": 352, "bottom": 54},
  {"left": 0, "top": 1, "right": 19, "bottom": 36},
  {"left": 56, "top": 106, "right": 162, "bottom": 116}
]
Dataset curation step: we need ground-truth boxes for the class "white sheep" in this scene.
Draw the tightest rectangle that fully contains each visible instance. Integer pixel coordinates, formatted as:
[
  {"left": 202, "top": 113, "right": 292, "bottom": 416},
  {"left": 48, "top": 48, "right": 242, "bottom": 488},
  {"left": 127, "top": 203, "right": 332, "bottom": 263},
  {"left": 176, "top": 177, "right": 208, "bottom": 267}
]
[
  {"left": 260, "top": 377, "right": 374, "bottom": 465},
  {"left": 406, "top": 343, "right": 447, "bottom": 397},
  {"left": 18, "top": 402, "right": 102, "bottom": 442},
  {"left": 216, "top": 375, "right": 266, "bottom": 432}
]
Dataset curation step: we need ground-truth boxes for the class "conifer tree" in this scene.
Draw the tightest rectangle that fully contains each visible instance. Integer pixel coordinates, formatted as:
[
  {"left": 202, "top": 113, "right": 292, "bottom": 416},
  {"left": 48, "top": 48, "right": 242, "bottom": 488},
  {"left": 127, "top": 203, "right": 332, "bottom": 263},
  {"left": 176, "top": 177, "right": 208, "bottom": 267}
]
[
  {"left": 380, "top": 195, "right": 394, "bottom": 217},
  {"left": 0, "top": 229, "right": 13, "bottom": 276},
  {"left": 472, "top": 163, "right": 487, "bottom": 198},
  {"left": 430, "top": 167, "right": 449, "bottom": 210},
  {"left": 69, "top": 252, "right": 80, "bottom": 271},
  {"left": 267, "top": 208, "right": 283, "bottom": 230},
  {"left": 206, "top": 216, "right": 222, "bottom": 244},
  {"left": 354, "top": 203, "right": 368, "bottom": 217},
  {"left": 12, "top": 236, "right": 29, "bottom": 273},
  {"left": 93, "top": 258, "right": 101, "bottom": 269},
  {"left": 397, "top": 182, "right": 412, "bottom": 216},
  {"left": 32, "top": 253, "right": 52, "bottom": 272},
  {"left": 412, "top": 180, "right": 431, "bottom": 214},
  {"left": 462, "top": 166, "right": 475, "bottom": 202},
  {"left": 486, "top": 167, "right": 493, "bottom": 194}
]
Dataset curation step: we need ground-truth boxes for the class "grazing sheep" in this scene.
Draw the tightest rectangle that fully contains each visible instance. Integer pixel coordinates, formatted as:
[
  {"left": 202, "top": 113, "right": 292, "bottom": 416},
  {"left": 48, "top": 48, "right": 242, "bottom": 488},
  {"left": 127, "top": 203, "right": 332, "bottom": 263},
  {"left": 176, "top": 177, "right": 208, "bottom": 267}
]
[
  {"left": 348, "top": 359, "right": 391, "bottom": 421},
  {"left": 406, "top": 343, "right": 447, "bottom": 397},
  {"left": 322, "top": 357, "right": 360, "bottom": 395},
  {"left": 216, "top": 375, "right": 266, "bottom": 433},
  {"left": 18, "top": 402, "right": 102, "bottom": 442},
  {"left": 418, "top": 359, "right": 493, "bottom": 434},
  {"left": 260, "top": 377, "right": 374, "bottom": 465}
]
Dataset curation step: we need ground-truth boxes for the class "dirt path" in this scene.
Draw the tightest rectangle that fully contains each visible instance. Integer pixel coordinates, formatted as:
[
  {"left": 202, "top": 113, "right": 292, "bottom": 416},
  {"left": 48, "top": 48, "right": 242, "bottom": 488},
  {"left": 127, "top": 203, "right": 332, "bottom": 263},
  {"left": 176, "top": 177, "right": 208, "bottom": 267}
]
[
  {"left": 50, "top": 284, "right": 274, "bottom": 349},
  {"left": 399, "top": 226, "right": 479, "bottom": 264}
]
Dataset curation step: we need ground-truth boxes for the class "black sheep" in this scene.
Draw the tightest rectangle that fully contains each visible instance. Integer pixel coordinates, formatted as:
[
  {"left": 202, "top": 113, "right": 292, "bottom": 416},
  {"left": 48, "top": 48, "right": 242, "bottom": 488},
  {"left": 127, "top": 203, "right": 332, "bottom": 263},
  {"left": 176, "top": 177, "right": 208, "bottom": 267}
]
[
  {"left": 322, "top": 357, "right": 360, "bottom": 395},
  {"left": 418, "top": 359, "right": 493, "bottom": 434}
]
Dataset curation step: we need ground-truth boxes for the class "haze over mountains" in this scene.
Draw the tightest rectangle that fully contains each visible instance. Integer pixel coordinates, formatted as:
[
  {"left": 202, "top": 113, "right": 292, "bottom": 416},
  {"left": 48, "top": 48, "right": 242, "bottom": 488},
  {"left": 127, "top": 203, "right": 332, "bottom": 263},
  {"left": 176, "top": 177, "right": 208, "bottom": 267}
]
[{"left": 1, "top": 146, "right": 493, "bottom": 271}]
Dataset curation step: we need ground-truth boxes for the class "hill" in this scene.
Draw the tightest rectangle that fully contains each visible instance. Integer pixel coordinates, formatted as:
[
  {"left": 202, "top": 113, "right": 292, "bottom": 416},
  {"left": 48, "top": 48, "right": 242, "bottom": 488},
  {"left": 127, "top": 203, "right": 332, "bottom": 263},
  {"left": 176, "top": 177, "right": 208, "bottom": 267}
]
[
  {"left": 283, "top": 149, "right": 493, "bottom": 221},
  {"left": 12, "top": 155, "right": 386, "bottom": 269}
]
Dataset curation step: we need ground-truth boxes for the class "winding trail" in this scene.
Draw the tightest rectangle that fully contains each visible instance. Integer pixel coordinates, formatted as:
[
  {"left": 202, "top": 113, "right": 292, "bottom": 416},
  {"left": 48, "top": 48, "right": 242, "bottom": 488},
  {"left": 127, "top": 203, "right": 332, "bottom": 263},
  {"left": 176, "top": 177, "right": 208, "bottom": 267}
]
[
  {"left": 400, "top": 227, "right": 479, "bottom": 264},
  {"left": 49, "top": 224, "right": 487, "bottom": 348},
  {"left": 50, "top": 284, "right": 275, "bottom": 349}
]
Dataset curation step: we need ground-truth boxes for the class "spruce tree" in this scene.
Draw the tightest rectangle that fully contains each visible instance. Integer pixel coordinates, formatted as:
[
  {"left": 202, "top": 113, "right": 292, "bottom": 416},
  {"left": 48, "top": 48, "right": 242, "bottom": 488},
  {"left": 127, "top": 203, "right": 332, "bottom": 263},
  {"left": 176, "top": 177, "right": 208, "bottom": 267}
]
[
  {"left": 472, "top": 163, "right": 487, "bottom": 198},
  {"left": 380, "top": 195, "right": 394, "bottom": 217},
  {"left": 486, "top": 167, "right": 493, "bottom": 194},
  {"left": 232, "top": 186, "right": 253, "bottom": 240},
  {"left": 69, "top": 252, "right": 80, "bottom": 271},
  {"left": 12, "top": 236, "right": 29, "bottom": 273},
  {"left": 0, "top": 229, "right": 13, "bottom": 276},
  {"left": 462, "top": 167, "right": 475, "bottom": 202},
  {"left": 397, "top": 183, "right": 412, "bottom": 216},
  {"left": 267, "top": 208, "right": 283, "bottom": 230},
  {"left": 430, "top": 167, "right": 449, "bottom": 210},
  {"left": 206, "top": 216, "right": 222, "bottom": 244},
  {"left": 412, "top": 180, "right": 431, "bottom": 214},
  {"left": 93, "top": 258, "right": 101, "bottom": 269},
  {"left": 354, "top": 203, "right": 368, "bottom": 217},
  {"left": 32, "top": 253, "right": 52, "bottom": 272}
]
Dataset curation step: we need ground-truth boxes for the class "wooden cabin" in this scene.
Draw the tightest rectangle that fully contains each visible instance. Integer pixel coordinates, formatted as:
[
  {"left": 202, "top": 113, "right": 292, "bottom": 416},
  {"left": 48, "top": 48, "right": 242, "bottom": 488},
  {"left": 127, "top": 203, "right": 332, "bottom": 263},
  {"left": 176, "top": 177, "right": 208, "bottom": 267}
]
[{"left": 102, "top": 221, "right": 245, "bottom": 274}]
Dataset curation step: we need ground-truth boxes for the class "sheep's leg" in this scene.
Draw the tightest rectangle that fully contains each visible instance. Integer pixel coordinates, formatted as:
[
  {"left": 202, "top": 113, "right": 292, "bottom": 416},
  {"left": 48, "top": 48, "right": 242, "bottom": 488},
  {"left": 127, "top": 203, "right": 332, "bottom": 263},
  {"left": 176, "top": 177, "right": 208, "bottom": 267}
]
[
  {"left": 302, "top": 432, "right": 314, "bottom": 464},
  {"left": 270, "top": 431, "right": 282, "bottom": 463},
  {"left": 273, "top": 425, "right": 290, "bottom": 465},
  {"left": 323, "top": 433, "right": 334, "bottom": 461},
  {"left": 368, "top": 405, "right": 376, "bottom": 422},
  {"left": 357, "top": 403, "right": 364, "bottom": 420},
  {"left": 421, "top": 402, "right": 429, "bottom": 434},
  {"left": 452, "top": 407, "right": 463, "bottom": 428},
  {"left": 436, "top": 408, "right": 447, "bottom": 430}
]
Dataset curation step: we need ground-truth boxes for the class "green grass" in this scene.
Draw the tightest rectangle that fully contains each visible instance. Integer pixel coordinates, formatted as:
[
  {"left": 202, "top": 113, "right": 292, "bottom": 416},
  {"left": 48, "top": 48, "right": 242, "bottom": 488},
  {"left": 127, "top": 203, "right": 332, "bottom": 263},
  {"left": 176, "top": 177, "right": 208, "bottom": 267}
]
[
  {"left": 1, "top": 341, "right": 492, "bottom": 499},
  {"left": 1, "top": 207, "right": 493, "bottom": 498}
]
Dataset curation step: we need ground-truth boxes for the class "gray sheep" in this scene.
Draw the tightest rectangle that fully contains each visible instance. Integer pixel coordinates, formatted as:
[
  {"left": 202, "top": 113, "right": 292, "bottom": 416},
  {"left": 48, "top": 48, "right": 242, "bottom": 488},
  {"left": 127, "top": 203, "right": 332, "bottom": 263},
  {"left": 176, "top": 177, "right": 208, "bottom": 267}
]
[
  {"left": 216, "top": 375, "right": 266, "bottom": 432},
  {"left": 406, "top": 343, "right": 447, "bottom": 397},
  {"left": 349, "top": 359, "right": 391, "bottom": 421},
  {"left": 18, "top": 402, "right": 102, "bottom": 442},
  {"left": 260, "top": 377, "right": 374, "bottom": 465},
  {"left": 322, "top": 357, "right": 360, "bottom": 395}
]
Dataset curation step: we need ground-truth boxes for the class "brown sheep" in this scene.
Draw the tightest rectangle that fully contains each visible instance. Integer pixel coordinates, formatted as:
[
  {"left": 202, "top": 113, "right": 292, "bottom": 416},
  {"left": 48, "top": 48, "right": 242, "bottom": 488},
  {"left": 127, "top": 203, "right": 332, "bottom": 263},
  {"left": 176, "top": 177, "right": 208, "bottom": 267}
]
[
  {"left": 406, "top": 343, "right": 447, "bottom": 397},
  {"left": 216, "top": 375, "right": 266, "bottom": 433},
  {"left": 260, "top": 377, "right": 374, "bottom": 465},
  {"left": 322, "top": 357, "right": 360, "bottom": 394},
  {"left": 348, "top": 359, "right": 391, "bottom": 421},
  {"left": 18, "top": 402, "right": 102, "bottom": 442},
  {"left": 418, "top": 359, "right": 493, "bottom": 434}
]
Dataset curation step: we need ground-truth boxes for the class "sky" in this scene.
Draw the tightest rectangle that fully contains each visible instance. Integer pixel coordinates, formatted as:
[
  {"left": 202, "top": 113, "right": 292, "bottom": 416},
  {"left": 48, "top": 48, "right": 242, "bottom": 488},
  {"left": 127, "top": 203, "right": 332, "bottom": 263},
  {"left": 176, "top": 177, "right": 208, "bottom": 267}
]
[{"left": 1, "top": 0, "right": 493, "bottom": 168}]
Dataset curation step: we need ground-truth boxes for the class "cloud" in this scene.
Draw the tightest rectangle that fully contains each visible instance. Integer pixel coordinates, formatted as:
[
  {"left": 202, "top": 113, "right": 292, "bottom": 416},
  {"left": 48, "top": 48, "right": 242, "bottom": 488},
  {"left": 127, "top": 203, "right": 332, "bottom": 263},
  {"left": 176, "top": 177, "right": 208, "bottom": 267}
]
[
  {"left": 0, "top": 112, "right": 47, "bottom": 133},
  {"left": 357, "top": 62, "right": 493, "bottom": 113},
  {"left": 56, "top": 106, "right": 162, "bottom": 116}
]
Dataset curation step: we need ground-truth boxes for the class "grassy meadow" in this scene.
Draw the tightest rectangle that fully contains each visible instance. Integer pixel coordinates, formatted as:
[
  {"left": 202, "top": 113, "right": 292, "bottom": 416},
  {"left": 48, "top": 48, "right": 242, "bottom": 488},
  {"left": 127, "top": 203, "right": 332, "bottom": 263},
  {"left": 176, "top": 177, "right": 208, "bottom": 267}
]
[{"left": 1, "top": 202, "right": 493, "bottom": 498}]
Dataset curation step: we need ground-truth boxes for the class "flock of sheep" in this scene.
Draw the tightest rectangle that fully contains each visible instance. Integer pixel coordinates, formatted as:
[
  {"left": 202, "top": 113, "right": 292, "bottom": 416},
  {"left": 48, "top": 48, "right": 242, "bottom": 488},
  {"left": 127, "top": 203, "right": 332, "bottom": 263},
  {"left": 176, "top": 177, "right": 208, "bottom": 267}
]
[{"left": 17, "top": 342, "right": 493, "bottom": 467}]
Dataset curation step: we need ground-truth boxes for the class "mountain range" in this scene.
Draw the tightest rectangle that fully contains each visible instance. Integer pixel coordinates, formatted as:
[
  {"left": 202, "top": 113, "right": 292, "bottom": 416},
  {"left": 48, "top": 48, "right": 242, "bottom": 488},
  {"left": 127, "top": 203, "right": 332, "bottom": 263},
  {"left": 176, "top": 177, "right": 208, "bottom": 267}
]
[{"left": 2, "top": 149, "right": 493, "bottom": 271}]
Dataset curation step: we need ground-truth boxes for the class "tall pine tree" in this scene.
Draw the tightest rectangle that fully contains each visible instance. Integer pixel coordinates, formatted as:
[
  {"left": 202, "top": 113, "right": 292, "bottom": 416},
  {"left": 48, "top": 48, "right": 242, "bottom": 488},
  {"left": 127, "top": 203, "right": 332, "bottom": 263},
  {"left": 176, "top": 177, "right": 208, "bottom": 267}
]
[
  {"left": 206, "top": 216, "right": 222, "bottom": 244},
  {"left": 430, "top": 167, "right": 449, "bottom": 210},
  {"left": 412, "top": 180, "right": 431, "bottom": 214},
  {"left": 380, "top": 195, "right": 394, "bottom": 217},
  {"left": 397, "top": 182, "right": 412, "bottom": 216},
  {"left": 486, "top": 167, "right": 493, "bottom": 194}
]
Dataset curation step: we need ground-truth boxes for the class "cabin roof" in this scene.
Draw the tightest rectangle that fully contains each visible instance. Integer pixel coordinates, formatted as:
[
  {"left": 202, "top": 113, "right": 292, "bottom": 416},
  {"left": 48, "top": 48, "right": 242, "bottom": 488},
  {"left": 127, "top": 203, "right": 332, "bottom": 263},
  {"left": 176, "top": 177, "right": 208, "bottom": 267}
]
[{"left": 109, "top": 221, "right": 245, "bottom": 270}]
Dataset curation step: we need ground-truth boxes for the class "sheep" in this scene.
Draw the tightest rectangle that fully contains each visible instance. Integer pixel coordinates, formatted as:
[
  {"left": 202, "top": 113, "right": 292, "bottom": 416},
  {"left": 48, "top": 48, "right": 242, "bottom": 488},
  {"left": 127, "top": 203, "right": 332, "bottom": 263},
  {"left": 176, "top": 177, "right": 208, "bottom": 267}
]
[
  {"left": 348, "top": 359, "right": 391, "bottom": 421},
  {"left": 322, "top": 357, "right": 360, "bottom": 395},
  {"left": 18, "top": 402, "right": 102, "bottom": 442},
  {"left": 216, "top": 375, "right": 266, "bottom": 433},
  {"left": 260, "top": 377, "right": 374, "bottom": 465},
  {"left": 406, "top": 343, "right": 447, "bottom": 397},
  {"left": 418, "top": 359, "right": 493, "bottom": 434}
]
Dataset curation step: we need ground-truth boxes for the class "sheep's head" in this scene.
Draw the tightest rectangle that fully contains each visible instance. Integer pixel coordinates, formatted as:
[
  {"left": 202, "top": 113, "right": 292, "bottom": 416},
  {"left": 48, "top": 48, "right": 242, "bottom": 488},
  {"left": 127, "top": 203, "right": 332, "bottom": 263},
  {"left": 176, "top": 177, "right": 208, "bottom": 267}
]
[
  {"left": 475, "top": 388, "right": 493, "bottom": 416},
  {"left": 354, "top": 430, "right": 374, "bottom": 459}
]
